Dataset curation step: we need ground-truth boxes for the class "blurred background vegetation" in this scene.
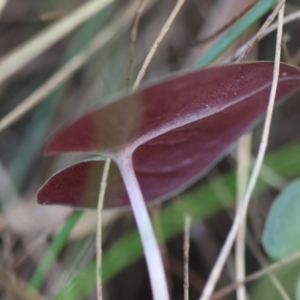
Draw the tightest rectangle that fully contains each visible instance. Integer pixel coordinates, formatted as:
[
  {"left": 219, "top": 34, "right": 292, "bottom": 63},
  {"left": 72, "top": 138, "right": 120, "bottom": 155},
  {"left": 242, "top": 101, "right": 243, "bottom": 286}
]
[{"left": 0, "top": 0, "right": 300, "bottom": 299}]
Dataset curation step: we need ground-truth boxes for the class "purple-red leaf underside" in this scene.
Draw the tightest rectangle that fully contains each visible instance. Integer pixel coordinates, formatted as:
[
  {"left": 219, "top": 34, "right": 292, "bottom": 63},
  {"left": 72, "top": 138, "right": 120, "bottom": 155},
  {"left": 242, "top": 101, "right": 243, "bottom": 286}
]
[{"left": 38, "top": 63, "right": 300, "bottom": 208}]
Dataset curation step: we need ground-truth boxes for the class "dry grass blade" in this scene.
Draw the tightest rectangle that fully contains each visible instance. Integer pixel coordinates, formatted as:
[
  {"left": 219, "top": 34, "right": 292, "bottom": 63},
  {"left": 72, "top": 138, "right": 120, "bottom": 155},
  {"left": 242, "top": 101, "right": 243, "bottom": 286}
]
[
  {"left": 212, "top": 249, "right": 300, "bottom": 300},
  {"left": 236, "top": 134, "right": 251, "bottom": 300},
  {"left": 128, "top": 1, "right": 186, "bottom": 296},
  {"left": 95, "top": 1, "right": 147, "bottom": 298},
  {"left": 0, "top": 0, "right": 113, "bottom": 85},
  {"left": 126, "top": 0, "right": 145, "bottom": 88},
  {"left": 246, "top": 226, "right": 290, "bottom": 300},
  {"left": 0, "top": 0, "right": 148, "bottom": 133},
  {"left": 227, "top": 8, "right": 300, "bottom": 63},
  {"left": 236, "top": 0, "right": 285, "bottom": 62},
  {"left": 199, "top": 1, "right": 286, "bottom": 299},
  {"left": 184, "top": 215, "right": 192, "bottom": 300},
  {"left": 96, "top": 158, "right": 111, "bottom": 300},
  {"left": 132, "top": 0, "right": 186, "bottom": 90}
]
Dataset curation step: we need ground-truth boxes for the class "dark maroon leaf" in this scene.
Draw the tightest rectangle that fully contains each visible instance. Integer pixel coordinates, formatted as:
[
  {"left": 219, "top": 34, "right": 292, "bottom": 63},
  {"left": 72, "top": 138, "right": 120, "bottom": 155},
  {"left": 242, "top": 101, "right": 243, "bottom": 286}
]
[
  {"left": 38, "top": 62, "right": 300, "bottom": 208},
  {"left": 38, "top": 158, "right": 126, "bottom": 207}
]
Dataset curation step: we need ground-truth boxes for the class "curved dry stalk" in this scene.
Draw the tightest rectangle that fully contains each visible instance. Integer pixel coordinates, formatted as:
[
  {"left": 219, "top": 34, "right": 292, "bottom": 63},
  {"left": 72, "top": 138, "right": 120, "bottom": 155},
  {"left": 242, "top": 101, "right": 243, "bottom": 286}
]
[
  {"left": 132, "top": 0, "right": 185, "bottom": 90},
  {"left": 96, "top": 158, "right": 111, "bottom": 300},
  {"left": 94, "top": 1, "right": 152, "bottom": 297},
  {"left": 212, "top": 249, "right": 300, "bottom": 300},
  {"left": 0, "top": 0, "right": 113, "bottom": 85},
  {"left": 184, "top": 215, "right": 192, "bottom": 300},
  {"left": 236, "top": 134, "right": 252, "bottom": 300},
  {"left": 199, "top": 2, "right": 286, "bottom": 299},
  {"left": 0, "top": 0, "right": 147, "bottom": 133}
]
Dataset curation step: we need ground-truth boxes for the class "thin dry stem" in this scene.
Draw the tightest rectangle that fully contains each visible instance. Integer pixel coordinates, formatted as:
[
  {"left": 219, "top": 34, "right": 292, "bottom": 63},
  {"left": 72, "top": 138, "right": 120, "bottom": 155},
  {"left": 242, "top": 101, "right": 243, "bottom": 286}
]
[
  {"left": 0, "top": 0, "right": 148, "bottom": 133},
  {"left": 236, "top": 0, "right": 285, "bottom": 62},
  {"left": 96, "top": 158, "right": 111, "bottom": 300},
  {"left": 236, "top": 134, "right": 251, "bottom": 300},
  {"left": 209, "top": 166, "right": 290, "bottom": 299},
  {"left": 94, "top": 1, "right": 149, "bottom": 297},
  {"left": 226, "top": 8, "right": 300, "bottom": 63},
  {"left": 0, "top": 0, "right": 113, "bottom": 85},
  {"left": 127, "top": 0, "right": 145, "bottom": 88},
  {"left": 199, "top": 2, "right": 286, "bottom": 299},
  {"left": 184, "top": 215, "right": 192, "bottom": 300},
  {"left": 246, "top": 233, "right": 291, "bottom": 300},
  {"left": 212, "top": 249, "right": 300, "bottom": 300},
  {"left": 132, "top": 0, "right": 185, "bottom": 90}
]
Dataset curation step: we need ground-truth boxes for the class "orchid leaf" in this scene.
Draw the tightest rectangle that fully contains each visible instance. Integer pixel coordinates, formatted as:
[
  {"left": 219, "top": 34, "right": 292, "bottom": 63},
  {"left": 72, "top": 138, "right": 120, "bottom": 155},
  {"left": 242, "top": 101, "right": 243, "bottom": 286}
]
[{"left": 38, "top": 62, "right": 300, "bottom": 208}]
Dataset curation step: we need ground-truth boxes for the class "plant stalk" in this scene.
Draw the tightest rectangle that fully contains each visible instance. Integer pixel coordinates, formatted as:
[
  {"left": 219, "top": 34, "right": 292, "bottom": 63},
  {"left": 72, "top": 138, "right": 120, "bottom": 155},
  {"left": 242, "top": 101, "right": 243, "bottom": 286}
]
[{"left": 117, "top": 155, "right": 169, "bottom": 300}]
